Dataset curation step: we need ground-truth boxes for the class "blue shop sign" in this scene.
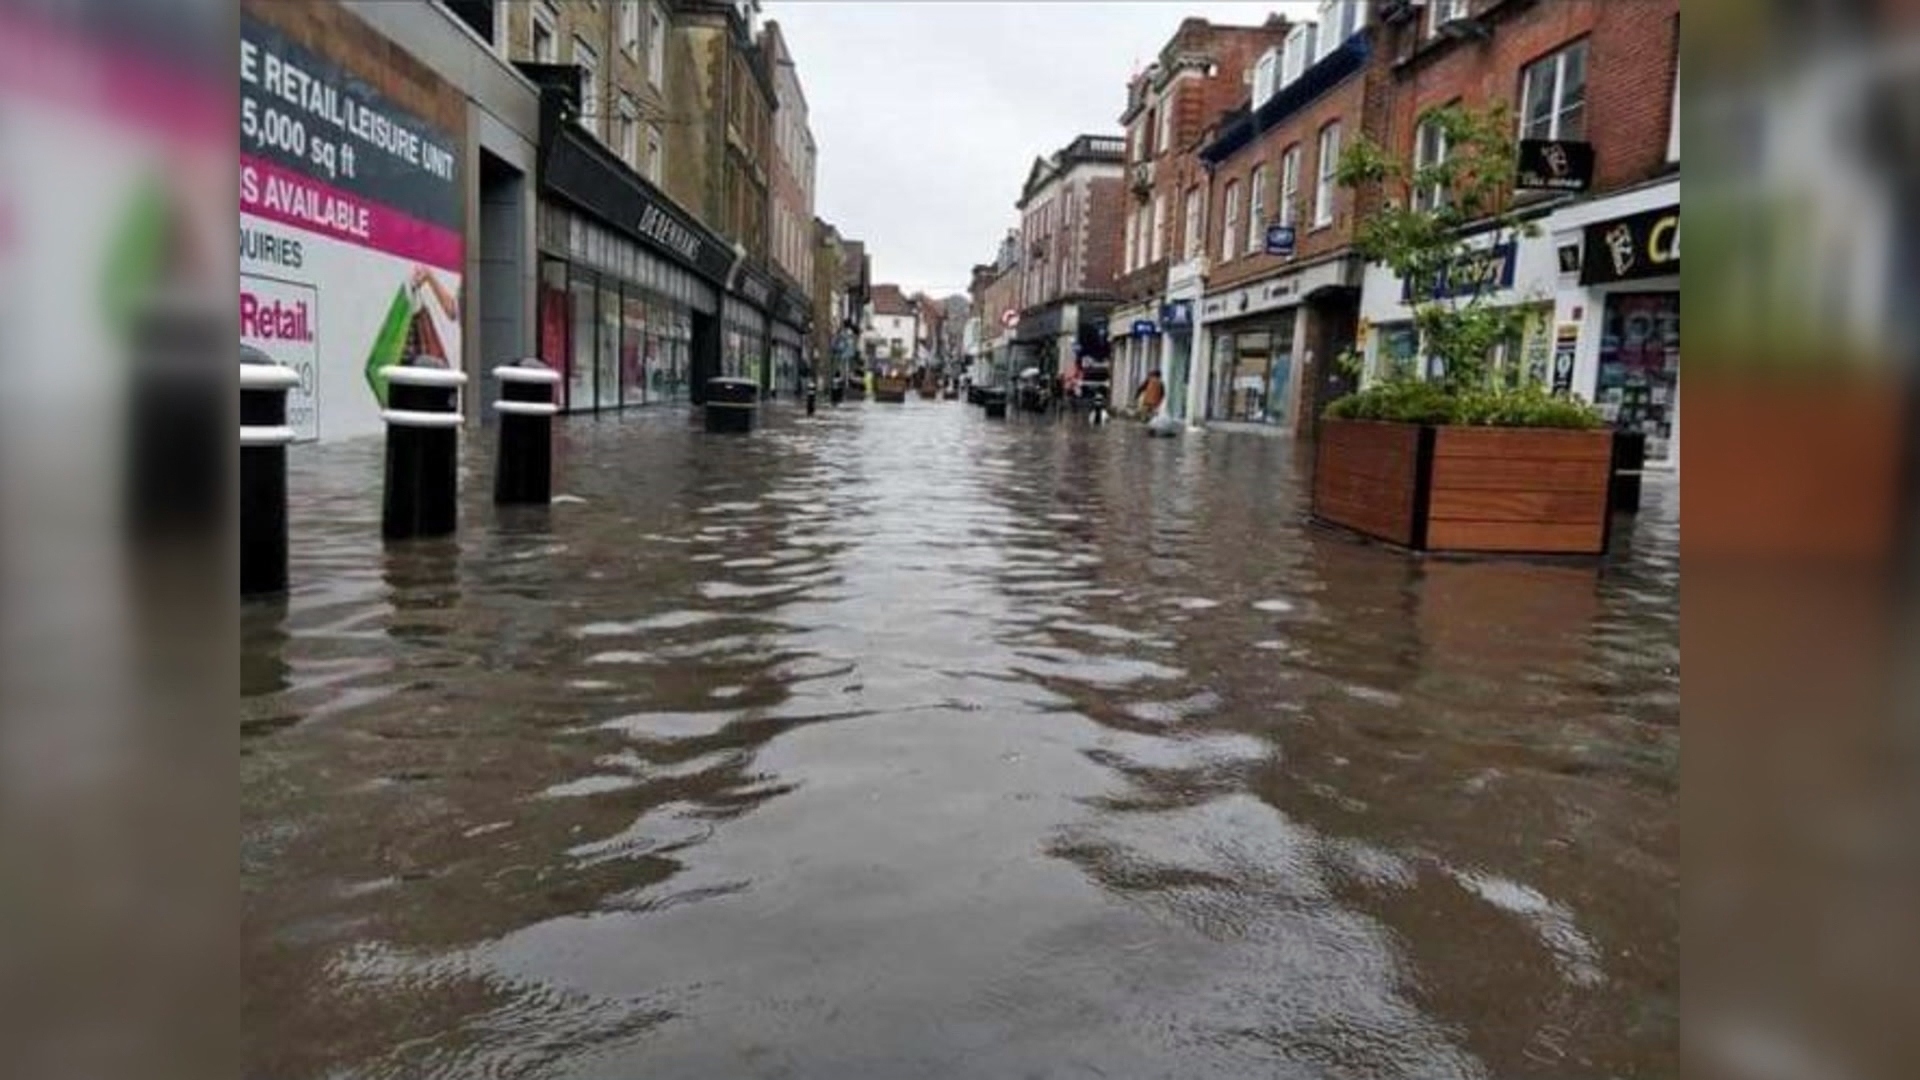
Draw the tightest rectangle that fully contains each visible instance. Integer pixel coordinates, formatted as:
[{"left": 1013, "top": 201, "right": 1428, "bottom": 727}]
[
  {"left": 1402, "top": 242, "right": 1518, "bottom": 302},
  {"left": 1264, "top": 223, "right": 1296, "bottom": 258},
  {"left": 1131, "top": 319, "right": 1160, "bottom": 337},
  {"left": 1159, "top": 300, "right": 1193, "bottom": 328}
]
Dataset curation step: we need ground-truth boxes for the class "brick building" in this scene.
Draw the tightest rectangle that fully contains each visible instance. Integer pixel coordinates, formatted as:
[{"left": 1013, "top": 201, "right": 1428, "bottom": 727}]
[
  {"left": 761, "top": 19, "right": 816, "bottom": 392},
  {"left": 1012, "top": 134, "right": 1127, "bottom": 378},
  {"left": 969, "top": 232, "right": 1023, "bottom": 384},
  {"left": 1188, "top": 0, "right": 1378, "bottom": 433},
  {"left": 1110, "top": 13, "right": 1296, "bottom": 417},
  {"left": 1357, "top": 0, "right": 1681, "bottom": 464}
]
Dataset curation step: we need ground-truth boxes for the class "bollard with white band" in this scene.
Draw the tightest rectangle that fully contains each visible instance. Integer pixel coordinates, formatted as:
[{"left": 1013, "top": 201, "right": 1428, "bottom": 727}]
[
  {"left": 380, "top": 361, "right": 467, "bottom": 540},
  {"left": 240, "top": 348, "right": 301, "bottom": 596},
  {"left": 492, "top": 359, "right": 560, "bottom": 505}
]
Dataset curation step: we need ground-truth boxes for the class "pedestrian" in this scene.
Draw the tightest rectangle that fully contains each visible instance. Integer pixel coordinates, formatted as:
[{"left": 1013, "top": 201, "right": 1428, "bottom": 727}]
[{"left": 1135, "top": 369, "right": 1166, "bottom": 420}]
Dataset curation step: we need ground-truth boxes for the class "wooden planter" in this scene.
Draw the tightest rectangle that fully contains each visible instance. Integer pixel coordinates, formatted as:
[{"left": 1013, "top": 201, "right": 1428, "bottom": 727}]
[{"left": 1313, "top": 419, "right": 1615, "bottom": 555}]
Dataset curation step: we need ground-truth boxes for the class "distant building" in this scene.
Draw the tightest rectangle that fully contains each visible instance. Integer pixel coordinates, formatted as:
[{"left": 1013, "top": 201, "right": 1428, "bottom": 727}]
[
  {"left": 1013, "top": 134, "right": 1127, "bottom": 378},
  {"left": 867, "top": 284, "right": 919, "bottom": 363}
]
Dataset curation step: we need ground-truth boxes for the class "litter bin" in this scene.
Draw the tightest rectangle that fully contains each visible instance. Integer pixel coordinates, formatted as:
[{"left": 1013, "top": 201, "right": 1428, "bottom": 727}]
[
  {"left": 983, "top": 386, "right": 1008, "bottom": 419},
  {"left": 704, "top": 377, "right": 759, "bottom": 433},
  {"left": 1611, "top": 429, "right": 1647, "bottom": 513}
]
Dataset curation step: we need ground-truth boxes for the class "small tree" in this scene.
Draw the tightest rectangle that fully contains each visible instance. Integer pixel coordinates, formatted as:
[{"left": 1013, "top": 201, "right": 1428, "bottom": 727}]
[{"left": 1335, "top": 101, "right": 1541, "bottom": 396}]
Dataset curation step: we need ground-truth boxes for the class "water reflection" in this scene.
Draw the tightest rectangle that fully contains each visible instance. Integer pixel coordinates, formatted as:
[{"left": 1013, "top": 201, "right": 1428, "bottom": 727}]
[{"left": 244, "top": 404, "right": 1679, "bottom": 1079}]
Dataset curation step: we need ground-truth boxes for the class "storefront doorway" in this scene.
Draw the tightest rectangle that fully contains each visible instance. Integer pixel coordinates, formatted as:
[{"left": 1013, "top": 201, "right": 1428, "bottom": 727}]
[
  {"left": 1208, "top": 310, "right": 1297, "bottom": 427},
  {"left": 1596, "top": 292, "right": 1680, "bottom": 466}
]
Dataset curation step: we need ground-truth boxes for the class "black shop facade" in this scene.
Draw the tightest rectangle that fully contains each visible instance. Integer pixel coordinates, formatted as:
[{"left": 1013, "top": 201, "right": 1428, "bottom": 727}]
[{"left": 531, "top": 83, "right": 795, "bottom": 411}]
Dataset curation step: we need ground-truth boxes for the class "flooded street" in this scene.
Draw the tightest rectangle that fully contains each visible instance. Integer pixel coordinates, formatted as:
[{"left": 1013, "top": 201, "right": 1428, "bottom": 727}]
[{"left": 242, "top": 402, "right": 1678, "bottom": 1079}]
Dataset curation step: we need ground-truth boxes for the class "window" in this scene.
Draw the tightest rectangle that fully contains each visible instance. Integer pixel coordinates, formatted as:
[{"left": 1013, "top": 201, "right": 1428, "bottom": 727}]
[
  {"left": 1428, "top": 0, "right": 1468, "bottom": 37},
  {"left": 1245, "top": 164, "right": 1269, "bottom": 252},
  {"left": 648, "top": 3, "right": 667, "bottom": 87},
  {"left": 1253, "top": 48, "right": 1280, "bottom": 106},
  {"left": 1222, "top": 180, "right": 1241, "bottom": 261},
  {"left": 1158, "top": 97, "right": 1175, "bottom": 157},
  {"left": 573, "top": 38, "right": 600, "bottom": 134},
  {"left": 1519, "top": 40, "right": 1589, "bottom": 141},
  {"left": 1318, "top": 0, "right": 1361, "bottom": 60},
  {"left": 1413, "top": 114, "right": 1449, "bottom": 211},
  {"left": 1183, "top": 186, "right": 1202, "bottom": 260},
  {"left": 620, "top": 0, "right": 640, "bottom": 55},
  {"left": 1668, "top": 60, "right": 1680, "bottom": 162},
  {"left": 1125, "top": 208, "right": 1138, "bottom": 272},
  {"left": 1279, "top": 144, "right": 1301, "bottom": 227},
  {"left": 1151, "top": 194, "right": 1166, "bottom": 262},
  {"left": 1314, "top": 122, "right": 1340, "bottom": 227},
  {"left": 532, "top": 2, "right": 557, "bottom": 63},
  {"left": 618, "top": 93, "right": 638, "bottom": 166},
  {"left": 1282, "top": 24, "right": 1317, "bottom": 86}
]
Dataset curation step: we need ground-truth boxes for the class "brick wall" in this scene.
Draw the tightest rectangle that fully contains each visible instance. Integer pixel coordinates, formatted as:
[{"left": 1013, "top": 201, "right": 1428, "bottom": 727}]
[
  {"left": 244, "top": 0, "right": 465, "bottom": 139},
  {"left": 1082, "top": 175, "right": 1127, "bottom": 294},
  {"left": 1206, "top": 71, "right": 1369, "bottom": 290},
  {"left": 1377, "top": 0, "right": 1678, "bottom": 202}
]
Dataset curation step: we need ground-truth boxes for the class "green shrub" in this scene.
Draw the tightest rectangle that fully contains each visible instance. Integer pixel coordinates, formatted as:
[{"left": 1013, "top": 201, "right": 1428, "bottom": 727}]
[{"left": 1324, "top": 381, "right": 1602, "bottom": 429}]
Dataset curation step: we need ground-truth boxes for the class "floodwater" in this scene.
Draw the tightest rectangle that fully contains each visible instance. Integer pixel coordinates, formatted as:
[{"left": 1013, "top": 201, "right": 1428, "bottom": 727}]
[{"left": 242, "top": 402, "right": 1678, "bottom": 1080}]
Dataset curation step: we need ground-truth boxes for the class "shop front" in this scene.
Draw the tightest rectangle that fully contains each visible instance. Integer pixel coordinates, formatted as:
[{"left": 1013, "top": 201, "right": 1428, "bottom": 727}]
[
  {"left": 1197, "top": 256, "right": 1358, "bottom": 434},
  {"left": 1107, "top": 302, "right": 1156, "bottom": 406},
  {"left": 769, "top": 287, "right": 811, "bottom": 397},
  {"left": 1158, "top": 298, "right": 1196, "bottom": 422},
  {"left": 1548, "top": 180, "right": 1681, "bottom": 468},
  {"left": 1357, "top": 225, "right": 1560, "bottom": 392},
  {"left": 728, "top": 266, "right": 775, "bottom": 392},
  {"left": 536, "top": 87, "right": 733, "bottom": 412}
]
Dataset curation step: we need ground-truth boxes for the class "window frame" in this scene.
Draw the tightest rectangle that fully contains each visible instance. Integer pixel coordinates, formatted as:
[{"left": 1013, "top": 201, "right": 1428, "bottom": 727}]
[
  {"left": 1313, "top": 122, "right": 1340, "bottom": 228},
  {"left": 1222, "top": 179, "right": 1242, "bottom": 261},
  {"left": 647, "top": 123, "right": 664, "bottom": 184},
  {"left": 1158, "top": 96, "right": 1175, "bottom": 158},
  {"left": 1282, "top": 25, "right": 1315, "bottom": 87},
  {"left": 1412, "top": 112, "right": 1450, "bottom": 212},
  {"left": 532, "top": 2, "right": 558, "bottom": 63},
  {"left": 620, "top": 0, "right": 640, "bottom": 56},
  {"left": 1183, "top": 186, "right": 1203, "bottom": 260},
  {"left": 1279, "top": 144, "right": 1302, "bottom": 228},
  {"left": 1246, "top": 163, "right": 1268, "bottom": 253},
  {"left": 618, "top": 92, "right": 638, "bottom": 166},
  {"left": 1151, "top": 193, "right": 1166, "bottom": 263},
  {"left": 647, "top": 2, "right": 668, "bottom": 88},
  {"left": 1667, "top": 59, "right": 1680, "bottom": 163},
  {"left": 1517, "top": 39, "right": 1590, "bottom": 143},
  {"left": 573, "top": 37, "right": 601, "bottom": 134},
  {"left": 1428, "top": 0, "right": 1468, "bottom": 38}
]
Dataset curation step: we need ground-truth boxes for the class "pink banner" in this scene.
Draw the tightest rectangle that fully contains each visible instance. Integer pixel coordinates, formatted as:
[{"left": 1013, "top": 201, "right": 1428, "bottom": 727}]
[
  {"left": 240, "top": 153, "right": 463, "bottom": 272},
  {"left": 0, "top": 8, "right": 229, "bottom": 141}
]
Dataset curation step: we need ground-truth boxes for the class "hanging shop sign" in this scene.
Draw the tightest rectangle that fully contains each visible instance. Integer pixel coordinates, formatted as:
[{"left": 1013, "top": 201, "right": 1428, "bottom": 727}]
[
  {"left": 1131, "top": 319, "right": 1160, "bottom": 337},
  {"left": 1160, "top": 299, "right": 1194, "bottom": 329},
  {"left": 1264, "top": 222, "right": 1297, "bottom": 258},
  {"left": 240, "top": 13, "right": 465, "bottom": 442},
  {"left": 1402, "top": 242, "right": 1517, "bottom": 302},
  {"left": 1517, "top": 139, "right": 1595, "bottom": 193},
  {"left": 1581, "top": 206, "right": 1680, "bottom": 285}
]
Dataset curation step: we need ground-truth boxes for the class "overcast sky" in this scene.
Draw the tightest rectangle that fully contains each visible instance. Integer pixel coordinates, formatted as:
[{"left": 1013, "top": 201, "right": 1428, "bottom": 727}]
[{"left": 764, "top": 1, "right": 1318, "bottom": 299}]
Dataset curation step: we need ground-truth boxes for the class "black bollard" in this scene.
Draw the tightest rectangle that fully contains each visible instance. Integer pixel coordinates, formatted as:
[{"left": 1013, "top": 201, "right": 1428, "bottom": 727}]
[
  {"left": 240, "top": 348, "right": 301, "bottom": 596},
  {"left": 380, "top": 361, "right": 467, "bottom": 540},
  {"left": 983, "top": 387, "right": 1008, "bottom": 419},
  {"left": 491, "top": 359, "right": 560, "bottom": 505},
  {"left": 806, "top": 383, "right": 818, "bottom": 417},
  {"left": 829, "top": 374, "right": 845, "bottom": 406}
]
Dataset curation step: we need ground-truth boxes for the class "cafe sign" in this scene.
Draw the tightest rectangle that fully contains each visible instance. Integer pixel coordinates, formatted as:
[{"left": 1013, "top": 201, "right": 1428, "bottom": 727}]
[
  {"left": 1517, "top": 139, "right": 1595, "bottom": 193},
  {"left": 1580, "top": 207, "right": 1679, "bottom": 285}
]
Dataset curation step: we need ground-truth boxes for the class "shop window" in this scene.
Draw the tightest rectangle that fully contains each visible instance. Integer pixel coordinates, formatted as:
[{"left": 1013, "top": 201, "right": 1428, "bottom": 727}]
[
  {"left": 1597, "top": 293, "right": 1681, "bottom": 463},
  {"left": 1413, "top": 113, "right": 1450, "bottom": 212},
  {"left": 598, "top": 281, "right": 621, "bottom": 406},
  {"left": 1519, "top": 39, "right": 1589, "bottom": 142},
  {"left": 1279, "top": 144, "right": 1301, "bottom": 227},
  {"left": 1314, "top": 122, "right": 1340, "bottom": 228},
  {"left": 539, "top": 259, "right": 570, "bottom": 408},
  {"left": 1222, "top": 180, "right": 1241, "bottom": 260},
  {"left": 622, "top": 288, "right": 649, "bottom": 405},
  {"left": 1247, "top": 164, "right": 1268, "bottom": 253},
  {"left": 569, "top": 273, "right": 597, "bottom": 410}
]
